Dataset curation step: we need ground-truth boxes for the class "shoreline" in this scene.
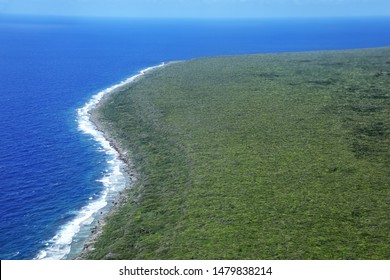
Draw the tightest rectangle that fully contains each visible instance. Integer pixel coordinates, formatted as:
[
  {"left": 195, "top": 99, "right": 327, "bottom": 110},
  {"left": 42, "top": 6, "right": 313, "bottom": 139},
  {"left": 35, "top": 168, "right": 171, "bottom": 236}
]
[
  {"left": 34, "top": 62, "right": 170, "bottom": 260},
  {"left": 76, "top": 62, "right": 175, "bottom": 259}
]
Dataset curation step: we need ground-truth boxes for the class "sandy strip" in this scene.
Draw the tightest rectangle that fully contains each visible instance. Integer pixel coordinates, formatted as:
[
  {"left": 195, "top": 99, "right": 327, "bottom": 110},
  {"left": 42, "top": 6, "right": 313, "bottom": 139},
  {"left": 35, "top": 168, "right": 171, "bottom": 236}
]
[{"left": 76, "top": 62, "right": 176, "bottom": 259}]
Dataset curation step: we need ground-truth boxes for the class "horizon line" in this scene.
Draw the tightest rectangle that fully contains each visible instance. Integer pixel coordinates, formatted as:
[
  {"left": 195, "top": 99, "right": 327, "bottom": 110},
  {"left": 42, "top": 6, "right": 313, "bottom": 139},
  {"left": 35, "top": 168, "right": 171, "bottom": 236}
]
[{"left": 2, "top": 12, "right": 390, "bottom": 21}]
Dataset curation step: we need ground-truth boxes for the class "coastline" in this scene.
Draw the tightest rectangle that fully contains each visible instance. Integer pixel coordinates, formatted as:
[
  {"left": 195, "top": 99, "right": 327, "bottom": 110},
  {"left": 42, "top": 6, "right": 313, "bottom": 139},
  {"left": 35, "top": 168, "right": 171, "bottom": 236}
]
[
  {"left": 34, "top": 62, "right": 171, "bottom": 260},
  {"left": 76, "top": 62, "right": 174, "bottom": 259}
]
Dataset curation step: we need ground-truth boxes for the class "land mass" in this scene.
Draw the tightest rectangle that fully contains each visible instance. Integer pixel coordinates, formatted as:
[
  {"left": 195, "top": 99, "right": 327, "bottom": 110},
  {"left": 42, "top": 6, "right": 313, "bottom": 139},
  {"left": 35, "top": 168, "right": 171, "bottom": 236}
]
[{"left": 84, "top": 47, "right": 390, "bottom": 259}]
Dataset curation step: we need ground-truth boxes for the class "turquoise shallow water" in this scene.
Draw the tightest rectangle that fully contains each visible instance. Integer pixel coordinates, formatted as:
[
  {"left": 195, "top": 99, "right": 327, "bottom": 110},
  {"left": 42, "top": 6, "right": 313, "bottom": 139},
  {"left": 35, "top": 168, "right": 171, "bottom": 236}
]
[{"left": 1, "top": 15, "right": 389, "bottom": 260}]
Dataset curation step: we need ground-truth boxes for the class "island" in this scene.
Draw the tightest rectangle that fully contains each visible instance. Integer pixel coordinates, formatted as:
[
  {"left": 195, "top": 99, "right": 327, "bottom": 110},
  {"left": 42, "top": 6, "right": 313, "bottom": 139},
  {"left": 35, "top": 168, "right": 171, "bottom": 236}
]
[{"left": 83, "top": 47, "right": 390, "bottom": 259}]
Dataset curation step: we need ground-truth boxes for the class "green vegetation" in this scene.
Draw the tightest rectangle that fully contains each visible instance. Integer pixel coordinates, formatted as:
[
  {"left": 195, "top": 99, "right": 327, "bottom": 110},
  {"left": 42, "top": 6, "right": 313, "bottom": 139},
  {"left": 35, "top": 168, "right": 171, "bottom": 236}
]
[{"left": 86, "top": 47, "right": 390, "bottom": 259}]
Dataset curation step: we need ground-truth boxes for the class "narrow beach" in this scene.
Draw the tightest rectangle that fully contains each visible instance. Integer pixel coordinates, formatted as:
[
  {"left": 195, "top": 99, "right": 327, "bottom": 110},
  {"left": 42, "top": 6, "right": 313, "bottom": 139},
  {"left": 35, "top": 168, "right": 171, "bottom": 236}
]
[{"left": 76, "top": 62, "right": 170, "bottom": 259}]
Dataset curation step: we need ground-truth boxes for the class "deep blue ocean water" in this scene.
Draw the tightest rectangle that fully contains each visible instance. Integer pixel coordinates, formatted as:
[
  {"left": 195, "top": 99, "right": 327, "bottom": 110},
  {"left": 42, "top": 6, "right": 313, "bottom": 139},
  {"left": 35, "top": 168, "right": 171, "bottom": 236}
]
[{"left": 0, "top": 15, "right": 390, "bottom": 260}]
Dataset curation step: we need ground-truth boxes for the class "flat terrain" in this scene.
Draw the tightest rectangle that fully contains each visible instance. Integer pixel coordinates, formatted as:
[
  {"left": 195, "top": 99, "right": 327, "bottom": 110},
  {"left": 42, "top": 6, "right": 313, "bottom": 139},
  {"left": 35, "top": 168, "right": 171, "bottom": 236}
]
[{"left": 87, "top": 47, "right": 390, "bottom": 259}]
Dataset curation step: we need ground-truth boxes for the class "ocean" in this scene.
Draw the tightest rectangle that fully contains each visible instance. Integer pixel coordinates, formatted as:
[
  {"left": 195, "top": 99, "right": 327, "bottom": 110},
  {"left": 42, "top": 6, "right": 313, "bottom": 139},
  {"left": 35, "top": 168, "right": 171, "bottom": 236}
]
[{"left": 0, "top": 15, "right": 389, "bottom": 260}]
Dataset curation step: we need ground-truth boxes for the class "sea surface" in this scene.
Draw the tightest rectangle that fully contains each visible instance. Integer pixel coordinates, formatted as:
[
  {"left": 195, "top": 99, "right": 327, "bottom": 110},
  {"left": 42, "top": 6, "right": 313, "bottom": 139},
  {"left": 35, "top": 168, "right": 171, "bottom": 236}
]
[{"left": 1, "top": 15, "right": 390, "bottom": 260}]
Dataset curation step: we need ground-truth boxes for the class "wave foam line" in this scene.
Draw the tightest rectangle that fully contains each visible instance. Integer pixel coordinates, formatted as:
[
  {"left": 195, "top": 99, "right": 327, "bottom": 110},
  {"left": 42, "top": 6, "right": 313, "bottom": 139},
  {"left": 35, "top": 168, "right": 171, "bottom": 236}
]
[{"left": 35, "top": 63, "right": 165, "bottom": 260}]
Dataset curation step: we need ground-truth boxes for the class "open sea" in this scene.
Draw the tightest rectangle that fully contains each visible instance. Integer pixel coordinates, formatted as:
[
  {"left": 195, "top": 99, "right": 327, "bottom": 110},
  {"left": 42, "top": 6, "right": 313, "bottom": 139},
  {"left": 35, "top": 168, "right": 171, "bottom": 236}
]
[{"left": 0, "top": 15, "right": 389, "bottom": 260}]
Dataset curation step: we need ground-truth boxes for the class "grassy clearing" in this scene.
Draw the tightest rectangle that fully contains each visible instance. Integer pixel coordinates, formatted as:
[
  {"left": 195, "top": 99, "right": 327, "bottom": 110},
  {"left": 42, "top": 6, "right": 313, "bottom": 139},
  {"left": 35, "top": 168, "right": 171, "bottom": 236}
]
[{"left": 86, "top": 47, "right": 390, "bottom": 259}]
